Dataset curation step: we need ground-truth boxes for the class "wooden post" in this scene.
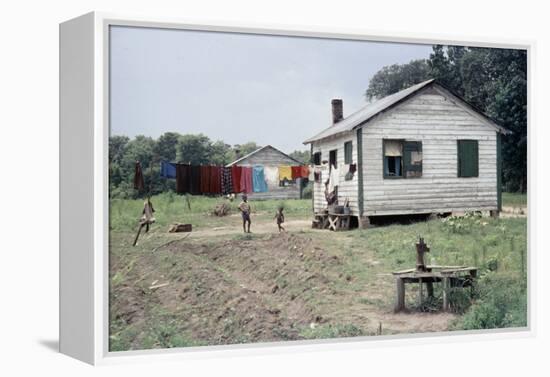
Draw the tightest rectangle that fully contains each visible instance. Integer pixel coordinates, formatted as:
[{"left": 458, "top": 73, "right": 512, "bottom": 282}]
[
  {"left": 395, "top": 278, "right": 405, "bottom": 312},
  {"left": 442, "top": 277, "right": 450, "bottom": 311},
  {"left": 426, "top": 281, "right": 434, "bottom": 298},
  {"left": 418, "top": 278, "right": 424, "bottom": 307}
]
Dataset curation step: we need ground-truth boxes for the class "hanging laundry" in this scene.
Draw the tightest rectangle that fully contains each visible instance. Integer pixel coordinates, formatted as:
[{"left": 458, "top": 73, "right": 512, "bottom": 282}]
[
  {"left": 231, "top": 165, "right": 242, "bottom": 193},
  {"left": 175, "top": 164, "right": 191, "bottom": 194},
  {"left": 221, "top": 167, "right": 232, "bottom": 195},
  {"left": 309, "top": 166, "right": 315, "bottom": 181},
  {"left": 278, "top": 165, "right": 292, "bottom": 181},
  {"left": 264, "top": 166, "right": 279, "bottom": 187},
  {"left": 160, "top": 161, "right": 177, "bottom": 179},
  {"left": 252, "top": 165, "right": 268, "bottom": 193},
  {"left": 200, "top": 165, "right": 211, "bottom": 194},
  {"left": 240, "top": 166, "right": 253, "bottom": 193},
  {"left": 300, "top": 165, "right": 310, "bottom": 179},
  {"left": 328, "top": 165, "right": 340, "bottom": 192},
  {"left": 190, "top": 165, "right": 201, "bottom": 195},
  {"left": 133, "top": 161, "right": 145, "bottom": 191},
  {"left": 291, "top": 166, "right": 302, "bottom": 180},
  {"left": 209, "top": 166, "right": 222, "bottom": 194}
]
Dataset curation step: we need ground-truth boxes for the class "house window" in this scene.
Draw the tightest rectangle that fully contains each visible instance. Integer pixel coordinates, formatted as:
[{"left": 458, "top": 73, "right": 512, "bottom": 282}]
[
  {"left": 329, "top": 149, "right": 337, "bottom": 168},
  {"left": 383, "top": 139, "right": 423, "bottom": 178},
  {"left": 457, "top": 140, "right": 479, "bottom": 177},
  {"left": 312, "top": 152, "right": 321, "bottom": 165},
  {"left": 383, "top": 140, "right": 403, "bottom": 178},
  {"left": 403, "top": 141, "right": 423, "bottom": 178},
  {"left": 344, "top": 141, "right": 353, "bottom": 164}
]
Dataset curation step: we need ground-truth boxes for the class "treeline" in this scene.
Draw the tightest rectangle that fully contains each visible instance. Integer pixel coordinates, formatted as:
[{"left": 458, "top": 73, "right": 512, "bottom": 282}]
[
  {"left": 366, "top": 46, "right": 527, "bottom": 192},
  {"left": 109, "top": 132, "right": 309, "bottom": 198}
]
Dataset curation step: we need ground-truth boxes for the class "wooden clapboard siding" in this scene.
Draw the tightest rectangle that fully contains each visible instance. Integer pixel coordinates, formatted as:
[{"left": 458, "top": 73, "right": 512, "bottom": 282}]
[
  {"left": 361, "top": 91, "right": 498, "bottom": 216},
  {"left": 229, "top": 145, "right": 301, "bottom": 200},
  {"left": 311, "top": 133, "right": 359, "bottom": 215}
]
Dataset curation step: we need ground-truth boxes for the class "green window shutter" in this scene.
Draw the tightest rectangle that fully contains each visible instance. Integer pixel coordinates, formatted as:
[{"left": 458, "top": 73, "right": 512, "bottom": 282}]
[
  {"left": 403, "top": 141, "right": 422, "bottom": 178},
  {"left": 344, "top": 141, "right": 353, "bottom": 164},
  {"left": 457, "top": 140, "right": 479, "bottom": 177}
]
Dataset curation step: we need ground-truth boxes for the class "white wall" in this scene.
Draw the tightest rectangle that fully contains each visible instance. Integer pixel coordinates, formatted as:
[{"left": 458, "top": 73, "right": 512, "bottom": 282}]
[
  {"left": 362, "top": 89, "right": 498, "bottom": 216},
  {"left": 311, "top": 132, "right": 359, "bottom": 214}
]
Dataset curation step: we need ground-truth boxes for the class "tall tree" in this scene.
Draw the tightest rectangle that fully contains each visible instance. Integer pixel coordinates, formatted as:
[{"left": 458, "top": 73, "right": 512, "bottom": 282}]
[
  {"left": 175, "top": 134, "right": 213, "bottom": 165},
  {"left": 365, "top": 59, "right": 430, "bottom": 100},
  {"left": 365, "top": 46, "right": 527, "bottom": 192},
  {"left": 154, "top": 132, "right": 180, "bottom": 162}
]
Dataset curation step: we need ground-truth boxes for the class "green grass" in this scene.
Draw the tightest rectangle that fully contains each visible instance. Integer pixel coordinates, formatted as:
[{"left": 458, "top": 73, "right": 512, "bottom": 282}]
[
  {"left": 347, "top": 215, "right": 527, "bottom": 328},
  {"left": 109, "top": 192, "right": 311, "bottom": 231},
  {"left": 109, "top": 194, "right": 528, "bottom": 345},
  {"left": 502, "top": 192, "right": 527, "bottom": 207}
]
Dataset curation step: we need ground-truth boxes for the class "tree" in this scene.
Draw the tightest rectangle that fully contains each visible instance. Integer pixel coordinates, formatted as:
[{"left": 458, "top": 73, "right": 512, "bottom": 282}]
[
  {"left": 365, "top": 59, "right": 431, "bottom": 100},
  {"left": 365, "top": 46, "right": 527, "bottom": 192},
  {"left": 154, "top": 132, "right": 180, "bottom": 162},
  {"left": 175, "top": 134, "right": 213, "bottom": 165},
  {"left": 289, "top": 150, "right": 311, "bottom": 164}
]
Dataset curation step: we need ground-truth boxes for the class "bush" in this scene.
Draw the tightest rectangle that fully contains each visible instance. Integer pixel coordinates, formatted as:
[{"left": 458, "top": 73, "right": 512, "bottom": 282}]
[{"left": 457, "top": 272, "right": 527, "bottom": 330}]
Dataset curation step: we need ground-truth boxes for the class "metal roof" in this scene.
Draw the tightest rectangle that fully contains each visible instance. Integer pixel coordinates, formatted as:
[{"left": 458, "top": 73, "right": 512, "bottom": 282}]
[
  {"left": 226, "top": 145, "right": 303, "bottom": 167},
  {"left": 303, "top": 79, "right": 510, "bottom": 144}
]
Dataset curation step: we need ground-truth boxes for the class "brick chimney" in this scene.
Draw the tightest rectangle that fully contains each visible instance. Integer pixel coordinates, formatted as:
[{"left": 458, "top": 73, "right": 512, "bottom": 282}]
[{"left": 331, "top": 99, "right": 343, "bottom": 124}]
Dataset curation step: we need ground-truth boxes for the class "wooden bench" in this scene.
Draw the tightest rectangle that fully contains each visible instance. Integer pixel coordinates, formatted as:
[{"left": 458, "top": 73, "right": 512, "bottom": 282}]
[
  {"left": 313, "top": 212, "right": 351, "bottom": 231},
  {"left": 393, "top": 266, "right": 477, "bottom": 312}
]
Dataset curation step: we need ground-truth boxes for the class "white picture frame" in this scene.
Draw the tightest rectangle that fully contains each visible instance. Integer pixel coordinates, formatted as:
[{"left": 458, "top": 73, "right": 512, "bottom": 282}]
[{"left": 59, "top": 11, "right": 534, "bottom": 365}]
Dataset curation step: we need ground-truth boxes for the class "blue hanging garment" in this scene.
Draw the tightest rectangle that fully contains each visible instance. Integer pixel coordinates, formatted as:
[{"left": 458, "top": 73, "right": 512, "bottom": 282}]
[
  {"left": 160, "top": 161, "right": 177, "bottom": 179},
  {"left": 252, "top": 165, "right": 268, "bottom": 192}
]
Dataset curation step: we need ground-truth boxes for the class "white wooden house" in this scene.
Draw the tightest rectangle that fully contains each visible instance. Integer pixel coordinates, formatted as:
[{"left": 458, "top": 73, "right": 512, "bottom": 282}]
[
  {"left": 227, "top": 145, "right": 305, "bottom": 200},
  {"left": 303, "top": 79, "right": 510, "bottom": 227}
]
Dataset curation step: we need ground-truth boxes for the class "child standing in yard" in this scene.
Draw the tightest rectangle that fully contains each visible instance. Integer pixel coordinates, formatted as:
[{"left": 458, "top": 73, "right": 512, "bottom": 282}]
[
  {"left": 238, "top": 194, "right": 252, "bottom": 233},
  {"left": 274, "top": 206, "right": 285, "bottom": 232}
]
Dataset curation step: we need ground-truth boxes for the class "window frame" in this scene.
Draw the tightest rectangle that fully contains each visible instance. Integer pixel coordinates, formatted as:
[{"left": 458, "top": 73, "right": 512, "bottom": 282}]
[
  {"left": 329, "top": 149, "right": 337, "bottom": 169},
  {"left": 457, "top": 139, "right": 479, "bottom": 178},
  {"left": 312, "top": 151, "right": 321, "bottom": 166},
  {"left": 344, "top": 141, "right": 353, "bottom": 164},
  {"left": 383, "top": 139, "right": 423, "bottom": 179}
]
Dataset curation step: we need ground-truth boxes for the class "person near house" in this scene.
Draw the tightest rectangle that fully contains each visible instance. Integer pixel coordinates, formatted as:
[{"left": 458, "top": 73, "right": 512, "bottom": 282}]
[
  {"left": 274, "top": 206, "right": 285, "bottom": 232},
  {"left": 238, "top": 194, "right": 252, "bottom": 233}
]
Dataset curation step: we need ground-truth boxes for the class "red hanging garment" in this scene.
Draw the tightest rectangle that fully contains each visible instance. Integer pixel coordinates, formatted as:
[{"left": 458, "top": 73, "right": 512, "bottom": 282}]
[
  {"left": 231, "top": 165, "right": 242, "bottom": 193},
  {"left": 291, "top": 166, "right": 302, "bottom": 180},
  {"left": 200, "top": 165, "right": 211, "bottom": 194},
  {"left": 240, "top": 166, "right": 253, "bottom": 193},
  {"left": 210, "top": 166, "right": 222, "bottom": 194}
]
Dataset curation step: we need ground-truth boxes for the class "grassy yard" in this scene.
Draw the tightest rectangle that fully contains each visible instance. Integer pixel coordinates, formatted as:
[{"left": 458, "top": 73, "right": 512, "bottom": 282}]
[
  {"left": 502, "top": 192, "right": 527, "bottom": 208},
  {"left": 109, "top": 193, "right": 527, "bottom": 351}
]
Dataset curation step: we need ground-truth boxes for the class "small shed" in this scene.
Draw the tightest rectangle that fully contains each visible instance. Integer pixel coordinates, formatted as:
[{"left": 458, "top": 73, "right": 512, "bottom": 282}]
[
  {"left": 303, "top": 79, "right": 511, "bottom": 227},
  {"left": 226, "top": 145, "right": 305, "bottom": 200}
]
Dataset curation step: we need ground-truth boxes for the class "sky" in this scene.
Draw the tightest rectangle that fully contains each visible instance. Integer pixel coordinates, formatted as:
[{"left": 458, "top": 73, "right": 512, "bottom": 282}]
[{"left": 110, "top": 26, "right": 432, "bottom": 152}]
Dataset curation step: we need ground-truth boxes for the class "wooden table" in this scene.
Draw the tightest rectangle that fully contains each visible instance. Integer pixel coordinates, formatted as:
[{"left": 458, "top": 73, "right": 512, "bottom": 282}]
[{"left": 392, "top": 266, "right": 477, "bottom": 312}]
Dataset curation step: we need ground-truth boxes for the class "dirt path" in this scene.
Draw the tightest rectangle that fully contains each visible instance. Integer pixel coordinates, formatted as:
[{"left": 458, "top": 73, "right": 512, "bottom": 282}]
[
  {"left": 110, "top": 227, "right": 457, "bottom": 350},
  {"left": 192, "top": 215, "right": 313, "bottom": 238}
]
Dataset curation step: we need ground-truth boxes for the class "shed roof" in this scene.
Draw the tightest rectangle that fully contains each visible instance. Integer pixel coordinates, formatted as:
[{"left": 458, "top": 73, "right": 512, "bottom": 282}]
[
  {"left": 226, "top": 145, "right": 303, "bottom": 167},
  {"left": 303, "top": 79, "right": 510, "bottom": 144}
]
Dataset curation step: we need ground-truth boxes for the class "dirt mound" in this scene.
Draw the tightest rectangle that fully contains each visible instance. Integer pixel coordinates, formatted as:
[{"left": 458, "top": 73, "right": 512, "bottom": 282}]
[{"left": 111, "top": 232, "right": 341, "bottom": 348}]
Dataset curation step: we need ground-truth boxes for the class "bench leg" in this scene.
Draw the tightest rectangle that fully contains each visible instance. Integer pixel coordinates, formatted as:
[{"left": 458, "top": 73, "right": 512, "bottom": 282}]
[
  {"left": 426, "top": 281, "right": 434, "bottom": 298},
  {"left": 418, "top": 278, "right": 424, "bottom": 307},
  {"left": 395, "top": 278, "right": 405, "bottom": 312},
  {"left": 442, "top": 277, "right": 450, "bottom": 311}
]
